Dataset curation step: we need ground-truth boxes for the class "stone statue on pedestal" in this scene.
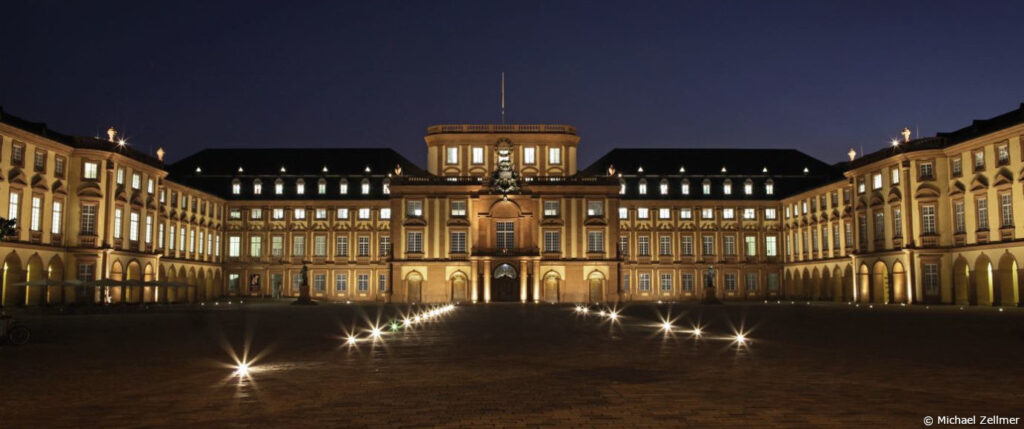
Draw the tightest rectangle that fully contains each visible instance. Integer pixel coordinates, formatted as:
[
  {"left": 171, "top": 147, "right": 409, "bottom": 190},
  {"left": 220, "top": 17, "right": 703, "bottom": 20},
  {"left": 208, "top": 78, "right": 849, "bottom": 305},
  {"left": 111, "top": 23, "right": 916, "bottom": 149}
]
[
  {"left": 702, "top": 265, "right": 722, "bottom": 305},
  {"left": 291, "top": 262, "right": 317, "bottom": 305}
]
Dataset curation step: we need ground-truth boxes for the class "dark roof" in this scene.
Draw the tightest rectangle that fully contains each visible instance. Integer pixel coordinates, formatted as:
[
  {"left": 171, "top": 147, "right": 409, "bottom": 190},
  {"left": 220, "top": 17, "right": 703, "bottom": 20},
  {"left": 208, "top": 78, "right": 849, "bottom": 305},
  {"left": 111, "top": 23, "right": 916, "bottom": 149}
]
[
  {"left": 851, "top": 102, "right": 1024, "bottom": 168},
  {"left": 0, "top": 107, "right": 164, "bottom": 168},
  {"left": 166, "top": 148, "right": 427, "bottom": 199},
  {"left": 580, "top": 148, "right": 845, "bottom": 199}
]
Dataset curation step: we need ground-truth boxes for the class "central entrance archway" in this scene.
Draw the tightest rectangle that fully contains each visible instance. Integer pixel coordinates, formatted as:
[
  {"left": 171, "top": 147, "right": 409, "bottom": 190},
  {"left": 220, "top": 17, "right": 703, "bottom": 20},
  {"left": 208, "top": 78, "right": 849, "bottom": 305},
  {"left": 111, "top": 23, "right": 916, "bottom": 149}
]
[{"left": 492, "top": 263, "right": 518, "bottom": 302}]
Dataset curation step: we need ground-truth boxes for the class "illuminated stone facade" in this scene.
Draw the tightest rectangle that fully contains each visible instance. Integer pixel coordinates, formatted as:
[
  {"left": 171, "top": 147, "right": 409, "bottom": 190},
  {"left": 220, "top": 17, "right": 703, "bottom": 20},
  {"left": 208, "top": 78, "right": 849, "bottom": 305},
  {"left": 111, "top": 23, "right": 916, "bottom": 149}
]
[{"left": 2, "top": 104, "right": 1024, "bottom": 306}]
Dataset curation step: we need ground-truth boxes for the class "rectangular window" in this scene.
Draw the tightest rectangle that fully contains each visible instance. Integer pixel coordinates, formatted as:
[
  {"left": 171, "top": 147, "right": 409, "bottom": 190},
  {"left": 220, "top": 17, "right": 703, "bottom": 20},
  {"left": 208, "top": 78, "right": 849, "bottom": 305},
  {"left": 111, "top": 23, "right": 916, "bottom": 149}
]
[
  {"left": 11, "top": 143, "right": 24, "bottom": 165},
  {"left": 55, "top": 156, "right": 65, "bottom": 177},
  {"left": 638, "top": 236, "right": 650, "bottom": 256},
  {"left": 113, "top": 207, "right": 122, "bottom": 239},
  {"left": 250, "top": 235, "right": 262, "bottom": 257},
  {"left": 407, "top": 231, "right": 423, "bottom": 253},
  {"left": 766, "top": 236, "right": 777, "bottom": 256},
  {"left": 380, "top": 208, "right": 391, "bottom": 220},
  {"left": 858, "top": 215, "right": 867, "bottom": 246},
  {"left": 379, "top": 236, "right": 391, "bottom": 256},
  {"left": 587, "top": 231, "right": 604, "bottom": 253},
  {"left": 292, "top": 235, "right": 305, "bottom": 256},
  {"left": 660, "top": 273, "right": 672, "bottom": 292},
  {"left": 293, "top": 208, "right": 306, "bottom": 220},
  {"left": 724, "top": 236, "right": 735, "bottom": 256},
  {"left": 358, "top": 236, "right": 370, "bottom": 256},
  {"left": 820, "top": 225, "right": 828, "bottom": 250},
  {"left": 451, "top": 200, "right": 467, "bottom": 217},
  {"left": 335, "top": 273, "right": 348, "bottom": 293},
  {"left": 587, "top": 201, "right": 604, "bottom": 217},
  {"left": 922, "top": 205, "right": 937, "bottom": 234},
  {"left": 622, "top": 273, "right": 630, "bottom": 292},
  {"left": 314, "top": 235, "right": 327, "bottom": 257},
  {"left": 158, "top": 223, "right": 164, "bottom": 248},
  {"left": 179, "top": 228, "right": 186, "bottom": 252},
  {"left": 998, "top": 145, "right": 1010, "bottom": 164},
  {"left": 407, "top": 201, "right": 423, "bottom": 217},
  {"left": 49, "top": 200, "right": 62, "bottom": 234},
  {"left": 336, "top": 236, "right": 349, "bottom": 256},
  {"left": 874, "top": 211, "right": 885, "bottom": 240},
  {"left": 619, "top": 207, "right": 629, "bottom": 219},
  {"left": 974, "top": 151, "right": 985, "bottom": 169},
  {"left": 336, "top": 208, "right": 349, "bottom": 220},
  {"left": 451, "top": 231, "right": 467, "bottom": 253},
  {"left": 659, "top": 235, "right": 671, "bottom": 256},
  {"left": 358, "top": 208, "right": 370, "bottom": 220},
  {"left": 872, "top": 173, "right": 882, "bottom": 190},
  {"left": 923, "top": 264, "right": 940, "bottom": 295},
  {"left": 315, "top": 208, "right": 327, "bottom": 220},
  {"left": 893, "top": 208, "right": 902, "bottom": 238},
  {"left": 659, "top": 208, "right": 671, "bottom": 219},
  {"left": 832, "top": 224, "right": 840, "bottom": 250},
  {"left": 680, "top": 208, "right": 693, "bottom": 219},
  {"left": 131, "top": 173, "right": 141, "bottom": 190},
  {"left": 977, "top": 197, "right": 989, "bottom": 230},
  {"left": 271, "top": 208, "right": 284, "bottom": 220},
  {"left": 523, "top": 147, "right": 536, "bottom": 164},
  {"left": 229, "top": 209, "right": 242, "bottom": 220},
  {"left": 145, "top": 215, "right": 153, "bottom": 244},
  {"left": 638, "top": 208, "right": 650, "bottom": 219},
  {"left": 954, "top": 201, "right": 966, "bottom": 233},
  {"left": 618, "top": 236, "right": 628, "bottom": 256},
  {"left": 1000, "top": 193, "right": 1013, "bottom": 228},
  {"left": 251, "top": 208, "right": 263, "bottom": 220},
  {"left": 702, "top": 208, "right": 714, "bottom": 219},
  {"left": 768, "top": 273, "right": 779, "bottom": 291},
  {"left": 639, "top": 273, "right": 651, "bottom": 291},
  {"left": 472, "top": 147, "right": 484, "bottom": 164},
  {"left": 702, "top": 235, "right": 715, "bottom": 255},
  {"left": 33, "top": 150, "right": 45, "bottom": 172},
  {"left": 318, "top": 182, "right": 326, "bottom": 194},
  {"left": 378, "top": 274, "right": 387, "bottom": 293},
  {"left": 543, "top": 231, "right": 560, "bottom": 253},
  {"left": 681, "top": 236, "right": 693, "bottom": 255},
  {"left": 357, "top": 274, "right": 369, "bottom": 292},
  {"left": 543, "top": 201, "right": 559, "bottom": 217},
  {"left": 228, "top": 236, "right": 241, "bottom": 257},
  {"left": 77, "top": 263, "right": 95, "bottom": 282},
  {"left": 746, "top": 272, "right": 758, "bottom": 292},
  {"left": 496, "top": 221, "right": 514, "bottom": 250},
  {"left": 313, "top": 274, "right": 326, "bottom": 292},
  {"left": 682, "top": 273, "right": 694, "bottom": 291},
  {"left": 548, "top": 147, "right": 561, "bottom": 164},
  {"left": 723, "top": 208, "right": 735, "bottom": 220},
  {"left": 891, "top": 167, "right": 900, "bottom": 185},
  {"left": 745, "top": 236, "right": 756, "bottom": 256},
  {"left": 446, "top": 146, "right": 458, "bottom": 164},
  {"left": 29, "top": 196, "right": 42, "bottom": 231},
  {"left": 724, "top": 273, "right": 737, "bottom": 291},
  {"left": 270, "top": 236, "right": 283, "bottom": 257},
  {"left": 743, "top": 208, "right": 756, "bottom": 220}
]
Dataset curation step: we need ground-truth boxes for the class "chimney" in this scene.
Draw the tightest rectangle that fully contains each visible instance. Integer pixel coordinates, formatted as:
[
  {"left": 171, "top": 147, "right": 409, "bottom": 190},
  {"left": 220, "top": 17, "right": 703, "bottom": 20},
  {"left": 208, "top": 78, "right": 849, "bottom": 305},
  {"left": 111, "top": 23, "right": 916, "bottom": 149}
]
[
  {"left": 901, "top": 127, "right": 911, "bottom": 143},
  {"left": 107, "top": 126, "right": 117, "bottom": 142}
]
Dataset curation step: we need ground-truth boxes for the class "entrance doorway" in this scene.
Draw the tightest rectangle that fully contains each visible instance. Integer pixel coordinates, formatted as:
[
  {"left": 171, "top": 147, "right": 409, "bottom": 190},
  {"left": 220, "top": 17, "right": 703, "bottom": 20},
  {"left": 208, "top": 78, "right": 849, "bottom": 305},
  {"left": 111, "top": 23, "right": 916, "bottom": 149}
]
[{"left": 492, "top": 263, "right": 518, "bottom": 302}]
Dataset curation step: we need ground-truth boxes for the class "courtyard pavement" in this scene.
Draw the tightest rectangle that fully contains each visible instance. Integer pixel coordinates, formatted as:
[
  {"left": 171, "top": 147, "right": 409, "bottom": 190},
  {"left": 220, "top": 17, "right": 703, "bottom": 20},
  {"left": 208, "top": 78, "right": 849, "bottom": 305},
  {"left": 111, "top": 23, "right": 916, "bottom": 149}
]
[{"left": 1, "top": 300, "right": 1022, "bottom": 428}]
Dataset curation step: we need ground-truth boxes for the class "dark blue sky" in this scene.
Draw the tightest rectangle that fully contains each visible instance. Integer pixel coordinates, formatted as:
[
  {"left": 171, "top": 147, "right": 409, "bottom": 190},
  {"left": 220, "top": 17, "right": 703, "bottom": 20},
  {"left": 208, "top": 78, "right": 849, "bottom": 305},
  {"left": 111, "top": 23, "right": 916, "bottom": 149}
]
[{"left": 2, "top": 1, "right": 1022, "bottom": 166}]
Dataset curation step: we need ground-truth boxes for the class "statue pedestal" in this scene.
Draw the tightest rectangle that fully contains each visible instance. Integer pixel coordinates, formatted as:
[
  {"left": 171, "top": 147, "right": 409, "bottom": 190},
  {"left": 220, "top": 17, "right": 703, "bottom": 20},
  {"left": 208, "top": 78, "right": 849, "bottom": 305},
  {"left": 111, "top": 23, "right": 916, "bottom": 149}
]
[
  {"left": 291, "top": 284, "right": 317, "bottom": 305},
  {"left": 701, "top": 287, "right": 723, "bottom": 305}
]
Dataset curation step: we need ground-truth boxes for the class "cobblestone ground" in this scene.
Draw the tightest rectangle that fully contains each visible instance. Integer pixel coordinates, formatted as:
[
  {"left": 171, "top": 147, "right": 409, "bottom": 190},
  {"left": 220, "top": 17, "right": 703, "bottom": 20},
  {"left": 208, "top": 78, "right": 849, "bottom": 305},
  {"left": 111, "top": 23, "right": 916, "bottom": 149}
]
[{"left": 1, "top": 301, "right": 1023, "bottom": 428}]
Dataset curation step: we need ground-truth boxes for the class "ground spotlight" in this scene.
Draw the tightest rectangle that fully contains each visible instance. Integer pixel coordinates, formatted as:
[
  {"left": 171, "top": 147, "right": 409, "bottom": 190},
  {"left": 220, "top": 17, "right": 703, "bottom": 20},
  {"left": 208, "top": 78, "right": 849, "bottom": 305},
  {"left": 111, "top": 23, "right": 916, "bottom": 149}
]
[
  {"left": 661, "top": 321, "right": 673, "bottom": 332},
  {"left": 234, "top": 362, "right": 250, "bottom": 377},
  {"left": 346, "top": 334, "right": 358, "bottom": 345}
]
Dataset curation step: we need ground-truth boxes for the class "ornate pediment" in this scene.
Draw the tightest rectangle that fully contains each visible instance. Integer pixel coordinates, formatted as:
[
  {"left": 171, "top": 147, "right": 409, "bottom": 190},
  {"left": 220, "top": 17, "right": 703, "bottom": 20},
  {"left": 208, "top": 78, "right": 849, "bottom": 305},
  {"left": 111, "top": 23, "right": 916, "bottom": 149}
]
[{"left": 489, "top": 138, "right": 521, "bottom": 194}]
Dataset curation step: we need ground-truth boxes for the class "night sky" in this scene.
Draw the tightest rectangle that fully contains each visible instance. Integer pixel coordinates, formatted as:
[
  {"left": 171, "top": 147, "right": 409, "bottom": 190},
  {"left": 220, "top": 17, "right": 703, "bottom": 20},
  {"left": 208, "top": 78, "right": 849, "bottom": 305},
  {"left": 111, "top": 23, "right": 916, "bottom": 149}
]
[{"left": 2, "top": 1, "right": 1022, "bottom": 167}]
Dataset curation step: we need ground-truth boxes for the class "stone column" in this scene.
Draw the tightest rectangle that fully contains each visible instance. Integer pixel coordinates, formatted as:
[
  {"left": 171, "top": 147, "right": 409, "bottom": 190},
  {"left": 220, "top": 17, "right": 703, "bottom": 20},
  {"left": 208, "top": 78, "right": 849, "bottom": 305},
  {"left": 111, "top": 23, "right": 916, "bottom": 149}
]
[
  {"left": 483, "top": 260, "right": 491, "bottom": 303},
  {"left": 520, "top": 260, "right": 528, "bottom": 302},
  {"left": 532, "top": 260, "right": 541, "bottom": 303},
  {"left": 471, "top": 260, "right": 479, "bottom": 303}
]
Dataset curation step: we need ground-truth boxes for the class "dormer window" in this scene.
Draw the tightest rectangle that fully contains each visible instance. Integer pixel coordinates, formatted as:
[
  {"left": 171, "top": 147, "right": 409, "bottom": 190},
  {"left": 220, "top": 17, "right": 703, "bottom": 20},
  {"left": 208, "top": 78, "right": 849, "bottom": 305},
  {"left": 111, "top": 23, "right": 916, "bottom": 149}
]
[
  {"left": 681, "top": 180, "right": 690, "bottom": 195},
  {"left": 638, "top": 179, "right": 647, "bottom": 195},
  {"left": 702, "top": 180, "right": 711, "bottom": 195},
  {"left": 231, "top": 180, "right": 241, "bottom": 195},
  {"left": 659, "top": 179, "right": 669, "bottom": 195},
  {"left": 619, "top": 179, "right": 626, "bottom": 195},
  {"left": 743, "top": 179, "right": 753, "bottom": 195},
  {"left": 765, "top": 180, "right": 774, "bottom": 195},
  {"left": 340, "top": 179, "right": 348, "bottom": 194},
  {"left": 723, "top": 179, "right": 732, "bottom": 195},
  {"left": 296, "top": 179, "right": 305, "bottom": 194},
  {"left": 318, "top": 179, "right": 327, "bottom": 195},
  {"left": 253, "top": 179, "right": 263, "bottom": 195},
  {"left": 274, "top": 179, "right": 284, "bottom": 195},
  {"left": 360, "top": 179, "right": 370, "bottom": 195},
  {"left": 383, "top": 178, "right": 391, "bottom": 195}
]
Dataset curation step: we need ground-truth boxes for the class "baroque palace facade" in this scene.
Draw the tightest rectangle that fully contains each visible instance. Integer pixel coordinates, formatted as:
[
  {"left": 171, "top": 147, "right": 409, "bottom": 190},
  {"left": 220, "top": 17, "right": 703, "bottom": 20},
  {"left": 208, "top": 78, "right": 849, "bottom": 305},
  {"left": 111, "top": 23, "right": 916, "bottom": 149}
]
[{"left": 1, "top": 104, "right": 1024, "bottom": 307}]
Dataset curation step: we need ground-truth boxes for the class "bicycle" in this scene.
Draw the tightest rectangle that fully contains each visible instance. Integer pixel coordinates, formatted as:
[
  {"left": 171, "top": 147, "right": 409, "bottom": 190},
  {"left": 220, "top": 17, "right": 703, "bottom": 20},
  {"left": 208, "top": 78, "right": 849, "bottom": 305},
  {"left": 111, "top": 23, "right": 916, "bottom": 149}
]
[{"left": 0, "top": 311, "right": 30, "bottom": 346}]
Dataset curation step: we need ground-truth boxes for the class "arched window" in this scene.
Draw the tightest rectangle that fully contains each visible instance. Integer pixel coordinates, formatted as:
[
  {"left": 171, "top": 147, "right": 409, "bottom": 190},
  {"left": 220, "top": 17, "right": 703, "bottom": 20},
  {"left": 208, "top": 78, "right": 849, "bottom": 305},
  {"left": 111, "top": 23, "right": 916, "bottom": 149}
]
[
  {"left": 361, "top": 178, "right": 370, "bottom": 195},
  {"left": 253, "top": 179, "right": 263, "bottom": 195},
  {"left": 296, "top": 179, "right": 305, "bottom": 194},
  {"left": 274, "top": 179, "right": 284, "bottom": 195},
  {"left": 765, "top": 179, "right": 775, "bottom": 195},
  {"left": 744, "top": 179, "right": 753, "bottom": 195},
  {"left": 619, "top": 179, "right": 626, "bottom": 195},
  {"left": 317, "top": 178, "right": 327, "bottom": 195},
  {"left": 702, "top": 179, "right": 711, "bottom": 195},
  {"left": 231, "top": 179, "right": 240, "bottom": 195},
  {"left": 339, "top": 179, "right": 348, "bottom": 194},
  {"left": 659, "top": 178, "right": 669, "bottom": 195},
  {"left": 681, "top": 179, "right": 690, "bottom": 195},
  {"left": 638, "top": 179, "right": 647, "bottom": 195},
  {"left": 723, "top": 179, "right": 732, "bottom": 195}
]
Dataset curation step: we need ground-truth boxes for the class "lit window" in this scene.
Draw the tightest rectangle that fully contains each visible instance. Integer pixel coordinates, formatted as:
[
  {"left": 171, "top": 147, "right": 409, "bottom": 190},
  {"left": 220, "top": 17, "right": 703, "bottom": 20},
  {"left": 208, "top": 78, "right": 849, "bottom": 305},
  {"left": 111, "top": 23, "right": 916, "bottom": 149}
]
[
  {"left": 296, "top": 180, "right": 305, "bottom": 194},
  {"left": 251, "top": 208, "right": 263, "bottom": 220},
  {"left": 361, "top": 179, "right": 370, "bottom": 195},
  {"left": 618, "top": 207, "right": 628, "bottom": 219},
  {"left": 548, "top": 147, "right": 561, "bottom": 165},
  {"left": 113, "top": 207, "right": 122, "bottom": 239},
  {"left": 116, "top": 168, "right": 125, "bottom": 185},
  {"left": 744, "top": 180, "right": 753, "bottom": 195},
  {"left": 382, "top": 179, "right": 390, "bottom": 195},
  {"left": 765, "top": 180, "right": 774, "bottom": 195},
  {"left": 723, "top": 208, "right": 735, "bottom": 219},
  {"left": 472, "top": 147, "right": 484, "bottom": 164},
  {"left": 358, "top": 208, "right": 370, "bottom": 220},
  {"left": 765, "top": 208, "right": 777, "bottom": 220},
  {"left": 702, "top": 208, "right": 714, "bottom": 219},
  {"left": 380, "top": 208, "right": 391, "bottom": 220},
  {"left": 273, "top": 208, "right": 285, "bottom": 219},
  {"left": 659, "top": 179, "right": 668, "bottom": 195},
  {"left": 523, "top": 147, "right": 536, "bottom": 164},
  {"left": 230, "top": 209, "right": 242, "bottom": 220},
  {"left": 637, "top": 207, "right": 649, "bottom": 219},
  {"left": 147, "top": 179, "right": 154, "bottom": 194},
  {"left": 275, "top": 180, "right": 284, "bottom": 195},
  {"left": 337, "top": 208, "right": 349, "bottom": 219},
  {"left": 451, "top": 200, "right": 467, "bottom": 217},
  {"left": 407, "top": 201, "right": 423, "bottom": 217},
  {"left": 253, "top": 180, "right": 262, "bottom": 194},
  {"left": 293, "top": 208, "right": 306, "bottom": 220},
  {"left": 681, "top": 181, "right": 690, "bottom": 195},
  {"left": 228, "top": 236, "right": 241, "bottom": 257},
  {"left": 131, "top": 173, "right": 141, "bottom": 190},
  {"left": 318, "top": 180, "right": 327, "bottom": 195},
  {"left": 891, "top": 167, "right": 900, "bottom": 185},
  {"left": 619, "top": 180, "right": 626, "bottom": 195},
  {"left": 723, "top": 180, "right": 732, "bottom": 195},
  {"left": 658, "top": 208, "right": 670, "bottom": 219},
  {"left": 51, "top": 201, "right": 62, "bottom": 234},
  {"left": 702, "top": 180, "right": 711, "bottom": 195},
  {"left": 680, "top": 208, "right": 692, "bottom": 219},
  {"left": 339, "top": 179, "right": 348, "bottom": 194},
  {"left": 446, "top": 147, "right": 459, "bottom": 164},
  {"left": 543, "top": 201, "right": 560, "bottom": 217},
  {"left": 129, "top": 211, "right": 139, "bottom": 241},
  {"left": 29, "top": 196, "right": 42, "bottom": 231},
  {"left": 83, "top": 162, "right": 98, "bottom": 180},
  {"left": 232, "top": 181, "right": 241, "bottom": 195},
  {"left": 743, "top": 208, "right": 755, "bottom": 220},
  {"left": 315, "top": 208, "right": 327, "bottom": 220},
  {"left": 974, "top": 151, "right": 985, "bottom": 169},
  {"left": 872, "top": 173, "right": 882, "bottom": 190},
  {"left": 638, "top": 179, "right": 647, "bottom": 195},
  {"left": 587, "top": 201, "right": 604, "bottom": 217}
]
